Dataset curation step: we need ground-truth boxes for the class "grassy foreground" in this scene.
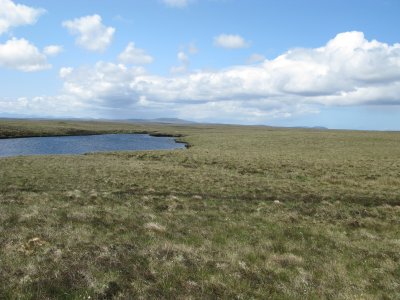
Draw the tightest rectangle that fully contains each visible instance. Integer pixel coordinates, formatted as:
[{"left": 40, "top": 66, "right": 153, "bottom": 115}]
[{"left": 0, "top": 119, "right": 399, "bottom": 299}]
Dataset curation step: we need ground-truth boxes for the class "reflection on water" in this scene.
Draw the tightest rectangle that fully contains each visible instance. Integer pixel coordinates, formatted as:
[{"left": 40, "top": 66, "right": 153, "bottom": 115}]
[{"left": 0, "top": 134, "right": 185, "bottom": 157}]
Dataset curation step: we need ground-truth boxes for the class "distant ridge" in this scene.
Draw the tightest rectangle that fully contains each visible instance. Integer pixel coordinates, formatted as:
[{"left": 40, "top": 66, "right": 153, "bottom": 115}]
[
  {"left": 0, "top": 115, "right": 332, "bottom": 129},
  {"left": 120, "top": 118, "right": 196, "bottom": 124}
]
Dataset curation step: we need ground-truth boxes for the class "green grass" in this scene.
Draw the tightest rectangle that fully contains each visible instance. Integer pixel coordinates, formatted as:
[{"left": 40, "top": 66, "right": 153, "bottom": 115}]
[{"left": 0, "top": 119, "right": 399, "bottom": 299}]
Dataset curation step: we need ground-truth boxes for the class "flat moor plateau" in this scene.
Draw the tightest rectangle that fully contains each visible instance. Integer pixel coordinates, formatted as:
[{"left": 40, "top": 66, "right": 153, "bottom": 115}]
[{"left": 0, "top": 120, "right": 399, "bottom": 299}]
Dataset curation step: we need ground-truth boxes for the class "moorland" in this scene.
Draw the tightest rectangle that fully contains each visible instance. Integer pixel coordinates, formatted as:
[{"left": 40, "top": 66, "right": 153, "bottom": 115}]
[{"left": 0, "top": 119, "right": 399, "bottom": 299}]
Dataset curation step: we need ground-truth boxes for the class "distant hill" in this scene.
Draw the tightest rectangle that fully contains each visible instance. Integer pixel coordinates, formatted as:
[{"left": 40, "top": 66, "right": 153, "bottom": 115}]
[
  {"left": 119, "top": 118, "right": 196, "bottom": 124},
  {"left": 1, "top": 115, "right": 331, "bottom": 129}
]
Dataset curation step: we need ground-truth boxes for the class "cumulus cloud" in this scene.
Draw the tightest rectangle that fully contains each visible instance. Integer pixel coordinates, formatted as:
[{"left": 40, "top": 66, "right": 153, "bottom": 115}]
[
  {"left": 59, "top": 67, "right": 73, "bottom": 79},
  {"left": 118, "top": 42, "right": 154, "bottom": 65},
  {"left": 171, "top": 51, "right": 190, "bottom": 73},
  {"left": 162, "top": 0, "right": 192, "bottom": 8},
  {"left": 59, "top": 61, "right": 146, "bottom": 105},
  {"left": 0, "top": 0, "right": 45, "bottom": 35},
  {"left": 5, "top": 31, "right": 400, "bottom": 121},
  {"left": 43, "top": 45, "right": 63, "bottom": 56},
  {"left": 0, "top": 38, "right": 50, "bottom": 71},
  {"left": 171, "top": 43, "right": 198, "bottom": 74},
  {"left": 214, "top": 34, "right": 250, "bottom": 49},
  {"left": 264, "top": 31, "right": 400, "bottom": 99},
  {"left": 62, "top": 15, "right": 115, "bottom": 52}
]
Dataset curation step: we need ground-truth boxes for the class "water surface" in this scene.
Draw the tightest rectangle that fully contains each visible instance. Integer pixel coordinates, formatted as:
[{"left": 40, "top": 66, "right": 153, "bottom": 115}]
[{"left": 0, "top": 134, "right": 185, "bottom": 157}]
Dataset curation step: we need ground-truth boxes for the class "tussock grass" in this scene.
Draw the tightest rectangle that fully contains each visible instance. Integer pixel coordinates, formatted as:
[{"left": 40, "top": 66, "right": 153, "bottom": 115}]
[{"left": 0, "top": 119, "right": 399, "bottom": 299}]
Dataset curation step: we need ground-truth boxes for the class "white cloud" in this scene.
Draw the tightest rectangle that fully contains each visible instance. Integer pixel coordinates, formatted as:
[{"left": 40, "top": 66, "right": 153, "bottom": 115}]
[
  {"left": 0, "top": 0, "right": 45, "bottom": 35},
  {"left": 5, "top": 31, "right": 400, "bottom": 122},
  {"left": 0, "top": 38, "right": 50, "bottom": 71},
  {"left": 43, "top": 45, "right": 63, "bottom": 56},
  {"left": 62, "top": 15, "right": 115, "bottom": 52},
  {"left": 162, "top": 0, "right": 192, "bottom": 8},
  {"left": 171, "top": 51, "right": 190, "bottom": 73},
  {"left": 60, "top": 32, "right": 400, "bottom": 119},
  {"left": 59, "top": 61, "right": 146, "bottom": 103},
  {"left": 59, "top": 67, "right": 73, "bottom": 78},
  {"left": 214, "top": 34, "right": 249, "bottom": 49},
  {"left": 177, "top": 51, "right": 189, "bottom": 63},
  {"left": 170, "top": 43, "right": 198, "bottom": 73},
  {"left": 118, "top": 42, "right": 154, "bottom": 65}
]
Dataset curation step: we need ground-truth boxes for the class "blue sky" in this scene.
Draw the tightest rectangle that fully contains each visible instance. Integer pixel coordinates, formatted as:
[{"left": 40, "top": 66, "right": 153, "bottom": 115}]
[{"left": 1, "top": 0, "right": 400, "bottom": 130}]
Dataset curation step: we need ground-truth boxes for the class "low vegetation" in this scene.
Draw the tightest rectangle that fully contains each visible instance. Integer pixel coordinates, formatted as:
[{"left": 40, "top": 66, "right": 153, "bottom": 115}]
[{"left": 0, "top": 119, "right": 399, "bottom": 299}]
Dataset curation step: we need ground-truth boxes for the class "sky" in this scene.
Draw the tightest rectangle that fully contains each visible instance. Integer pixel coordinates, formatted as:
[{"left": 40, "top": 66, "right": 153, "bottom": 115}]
[{"left": 1, "top": 0, "right": 400, "bottom": 130}]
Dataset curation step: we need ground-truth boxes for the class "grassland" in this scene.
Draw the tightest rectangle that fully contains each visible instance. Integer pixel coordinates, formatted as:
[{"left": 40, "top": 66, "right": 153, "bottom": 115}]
[{"left": 0, "top": 119, "right": 399, "bottom": 299}]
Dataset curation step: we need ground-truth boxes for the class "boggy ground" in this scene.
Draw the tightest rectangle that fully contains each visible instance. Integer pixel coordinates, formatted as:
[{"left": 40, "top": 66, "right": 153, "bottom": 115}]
[{"left": 0, "top": 120, "right": 399, "bottom": 299}]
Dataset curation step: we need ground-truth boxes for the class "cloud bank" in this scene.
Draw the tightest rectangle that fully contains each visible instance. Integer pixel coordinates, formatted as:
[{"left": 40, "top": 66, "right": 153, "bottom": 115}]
[{"left": 3, "top": 31, "right": 400, "bottom": 122}]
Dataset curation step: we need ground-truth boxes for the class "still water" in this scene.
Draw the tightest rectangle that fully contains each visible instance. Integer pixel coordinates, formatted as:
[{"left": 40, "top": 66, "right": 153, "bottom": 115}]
[{"left": 0, "top": 134, "right": 186, "bottom": 157}]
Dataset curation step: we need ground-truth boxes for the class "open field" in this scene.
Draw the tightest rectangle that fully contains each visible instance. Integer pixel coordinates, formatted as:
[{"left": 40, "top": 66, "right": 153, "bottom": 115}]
[{"left": 0, "top": 119, "right": 399, "bottom": 299}]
